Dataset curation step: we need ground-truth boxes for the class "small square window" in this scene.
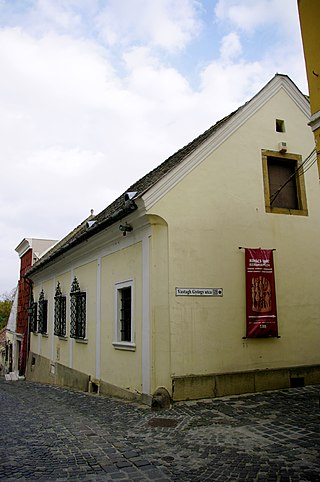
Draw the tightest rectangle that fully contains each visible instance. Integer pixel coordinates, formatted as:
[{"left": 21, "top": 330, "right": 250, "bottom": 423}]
[
  {"left": 113, "top": 280, "right": 135, "bottom": 350},
  {"left": 262, "top": 150, "right": 308, "bottom": 215},
  {"left": 276, "top": 119, "right": 285, "bottom": 132}
]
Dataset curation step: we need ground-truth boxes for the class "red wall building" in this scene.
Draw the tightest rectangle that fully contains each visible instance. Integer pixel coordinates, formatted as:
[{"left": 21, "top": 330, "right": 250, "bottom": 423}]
[
  {"left": 16, "top": 248, "right": 33, "bottom": 374},
  {"left": 15, "top": 238, "right": 57, "bottom": 375}
]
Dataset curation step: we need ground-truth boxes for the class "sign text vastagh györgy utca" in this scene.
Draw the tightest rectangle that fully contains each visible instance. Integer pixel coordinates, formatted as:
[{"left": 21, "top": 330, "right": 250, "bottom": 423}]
[{"left": 175, "top": 288, "right": 223, "bottom": 297}]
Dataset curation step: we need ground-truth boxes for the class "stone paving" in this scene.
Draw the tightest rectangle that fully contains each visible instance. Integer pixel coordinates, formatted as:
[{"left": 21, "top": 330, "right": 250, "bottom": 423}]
[{"left": 0, "top": 378, "right": 319, "bottom": 481}]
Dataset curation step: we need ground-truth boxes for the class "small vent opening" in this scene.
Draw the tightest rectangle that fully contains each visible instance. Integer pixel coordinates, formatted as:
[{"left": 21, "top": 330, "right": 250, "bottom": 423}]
[
  {"left": 88, "top": 377, "right": 100, "bottom": 395},
  {"left": 290, "top": 377, "right": 304, "bottom": 388},
  {"left": 91, "top": 382, "right": 99, "bottom": 394}
]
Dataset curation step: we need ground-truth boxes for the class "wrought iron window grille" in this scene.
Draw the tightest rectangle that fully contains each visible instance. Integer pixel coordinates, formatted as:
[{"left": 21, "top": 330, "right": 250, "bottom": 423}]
[
  {"left": 120, "top": 287, "right": 131, "bottom": 342},
  {"left": 54, "top": 282, "right": 66, "bottom": 337},
  {"left": 38, "top": 289, "right": 48, "bottom": 335},
  {"left": 70, "top": 277, "right": 86, "bottom": 340},
  {"left": 30, "top": 301, "right": 38, "bottom": 333}
]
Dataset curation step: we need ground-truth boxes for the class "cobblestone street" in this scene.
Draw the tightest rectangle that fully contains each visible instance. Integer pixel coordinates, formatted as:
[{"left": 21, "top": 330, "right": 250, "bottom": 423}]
[{"left": 0, "top": 378, "right": 319, "bottom": 481}]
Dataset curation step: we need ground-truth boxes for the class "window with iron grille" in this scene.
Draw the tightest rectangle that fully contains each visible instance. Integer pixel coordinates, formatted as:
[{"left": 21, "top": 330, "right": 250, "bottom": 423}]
[
  {"left": 54, "top": 282, "right": 66, "bottom": 337},
  {"left": 38, "top": 289, "right": 48, "bottom": 334},
  {"left": 30, "top": 301, "right": 38, "bottom": 333},
  {"left": 120, "top": 287, "right": 132, "bottom": 341},
  {"left": 114, "top": 280, "right": 135, "bottom": 349},
  {"left": 262, "top": 150, "right": 308, "bottom": 215},
  {"left": 70, "top": 277, "right": 86, "bottom": 339}
]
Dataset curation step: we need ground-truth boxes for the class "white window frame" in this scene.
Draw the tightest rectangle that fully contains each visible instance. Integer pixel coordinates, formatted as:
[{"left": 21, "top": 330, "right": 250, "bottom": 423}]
[{"left": 113, "top": 280, "right": 135, "bottom": 351}]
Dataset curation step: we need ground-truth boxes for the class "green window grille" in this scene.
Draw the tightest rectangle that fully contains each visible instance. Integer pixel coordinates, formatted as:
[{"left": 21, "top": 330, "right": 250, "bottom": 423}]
[
  {"left": 70, "top": 277, "right": 86, "bottom": 339},
  {"left": 54, "top": 282, "right": 66, "bottom": 337},
  {"left": 38, "top": 289, "right": 48, "bottom": 334}
]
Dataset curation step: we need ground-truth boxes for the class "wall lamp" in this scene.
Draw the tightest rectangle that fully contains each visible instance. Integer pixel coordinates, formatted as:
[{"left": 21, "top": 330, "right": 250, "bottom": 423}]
[{"left": 119, "top": 223, "right": 133, "bottom": 236}]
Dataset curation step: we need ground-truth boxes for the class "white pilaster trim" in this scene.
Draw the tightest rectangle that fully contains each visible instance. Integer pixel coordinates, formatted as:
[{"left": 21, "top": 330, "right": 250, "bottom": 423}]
[
  {"left": 96, "top": 257, "right": 101, "bottom": 379},
  {"left": 142, "top": 232, "right": 151, "bottom": 395}
]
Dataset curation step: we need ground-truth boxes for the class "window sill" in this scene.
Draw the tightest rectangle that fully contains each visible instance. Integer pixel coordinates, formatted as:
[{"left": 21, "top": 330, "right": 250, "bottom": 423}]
[
  {"left": 74, "top": 338, "right": 88, "bottom": 344},
  {"left": 40, "top": 333, "right": 48, "bottom": 337},
  {"left": 58, "top": 335, "right": 68, "bottom": 341},
  {"left": 112, "top": 341, "right": 136, "bottom": 351},
  {"left": 265, "top": 206, "right": 308, "bottom": 216}
]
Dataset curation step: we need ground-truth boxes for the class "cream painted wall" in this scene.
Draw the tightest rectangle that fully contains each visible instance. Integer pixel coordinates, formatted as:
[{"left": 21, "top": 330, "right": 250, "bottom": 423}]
[
  {"left": 147, "top": 89, "right": 319, "bottom": 378},
  {"left": 100, "top": 242, "right": 143, "bottom": 393},
  {"left": 30, "top": 261, "right": 98, "bottom": 377},
  {"left": 29, "top": 225, "right": 149, "bottom": 395}
]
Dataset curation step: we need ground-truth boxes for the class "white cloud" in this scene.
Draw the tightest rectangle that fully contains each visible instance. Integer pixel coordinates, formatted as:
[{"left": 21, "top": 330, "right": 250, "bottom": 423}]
[
  {"left": 212, "top": 0, "right": 307, "bottom": 95},
  {"left": 123, "top": 46, "right": 192, "bottom": 100},
  {"left": 199, "top": 59, "right": 264, "bottom": 115},
  {"left": 214, "top": 0, "right": 299, "bottom": 36},
  {"left": 25, "top": 147, "right": 103, "bottom": 178},
  {"left": 95, "top": 0, "right": 202, "bottom": 52},
  {"left": 215, "top": 0, "right": 270, "bottom": 33},
  {"left": 0, "top": 0, "right": 100, "bottom": 38},
  {"left": 0, "top": 28, "right": 116, "bottom": 106},
  {"left": 35, "top": 0, "right": 82, "bottom": 31},
  {"left": 220, "top": 32, "right": 242, "bottom": 61}
]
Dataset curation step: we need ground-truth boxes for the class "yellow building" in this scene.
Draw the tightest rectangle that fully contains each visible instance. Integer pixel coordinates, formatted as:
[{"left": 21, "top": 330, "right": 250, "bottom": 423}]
[
  {"left": 24, "top": 75, "right": 320, "bottom": 404},
  {"left": 298, "top": 0, "right": 320, "bottom": 173}
]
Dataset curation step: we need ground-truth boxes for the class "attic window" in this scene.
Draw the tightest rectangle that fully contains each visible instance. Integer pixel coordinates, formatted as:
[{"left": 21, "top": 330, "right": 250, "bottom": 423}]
[
  {"left": 262, "top": 149, "right": 308, "bottom": 216},
  {"left": 276, "top": 119, "right": 285, "bottom": 133}
]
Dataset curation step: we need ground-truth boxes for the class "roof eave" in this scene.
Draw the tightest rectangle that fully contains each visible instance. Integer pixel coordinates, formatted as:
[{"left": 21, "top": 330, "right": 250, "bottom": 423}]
[{"left": 26, "top": 201, "right": 138, "bottom": 278}]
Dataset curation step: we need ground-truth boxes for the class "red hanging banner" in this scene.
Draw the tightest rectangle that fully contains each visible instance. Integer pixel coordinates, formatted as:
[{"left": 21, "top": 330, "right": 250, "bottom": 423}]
[{"left": 245, "top": 248, "right": 278, "bottom": 338}]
